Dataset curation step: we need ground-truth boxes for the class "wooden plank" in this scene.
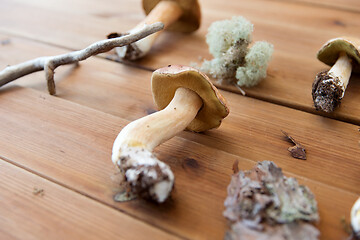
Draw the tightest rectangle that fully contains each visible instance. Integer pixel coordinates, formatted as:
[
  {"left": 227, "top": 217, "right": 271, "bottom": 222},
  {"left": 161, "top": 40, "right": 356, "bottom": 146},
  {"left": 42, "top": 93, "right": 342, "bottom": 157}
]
[
  {"left": 0, "top": 87, "right": 228, "bottom": 240},
  {"left": 0, "top": 160, "right": 178, "bottom": 240},
  {"left": 0, "top": 35, "right": 359, "bottom": 194},
  {"left": 0, "top": 86, "right": 358, "bottom": 240},
  {"left": 48, "top": 55, "right": 360, "bottom": 196},
  {"left": 0, "top": 34, "right": 77, "bottom": 91},
  {"left": 0, "top": 0, "right": 142, "bottom": 49},
  {"left": 143, "top": 0, "right": 360, "bottom": 124},
  {"left": 1, "top": 0, "right": 360, "bottom": 124}
]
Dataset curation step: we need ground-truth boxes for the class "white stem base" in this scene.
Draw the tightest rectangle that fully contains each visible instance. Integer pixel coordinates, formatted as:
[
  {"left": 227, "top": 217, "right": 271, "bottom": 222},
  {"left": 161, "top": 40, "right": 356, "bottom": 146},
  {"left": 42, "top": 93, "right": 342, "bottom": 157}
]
[{"left": 118, "top": 146, "right": 174, "bottom": 203}]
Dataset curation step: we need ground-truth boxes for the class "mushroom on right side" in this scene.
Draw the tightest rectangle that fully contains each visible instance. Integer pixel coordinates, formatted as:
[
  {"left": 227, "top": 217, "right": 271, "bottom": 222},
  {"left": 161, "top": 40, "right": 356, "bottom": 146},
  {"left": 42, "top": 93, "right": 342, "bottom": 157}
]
[
  {"left": 351, "top": 197, "right": 360, "bottom": 239},
  {"left": 312, "top": 37, "right": 360, "bottom": 112}
]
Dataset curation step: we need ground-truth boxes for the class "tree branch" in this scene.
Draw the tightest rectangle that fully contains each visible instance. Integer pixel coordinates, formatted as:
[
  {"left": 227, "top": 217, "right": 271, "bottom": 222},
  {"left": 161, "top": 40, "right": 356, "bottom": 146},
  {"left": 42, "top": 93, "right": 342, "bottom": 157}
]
[{"left": 0, "top": 22, "right": 164, "bottom": 95}]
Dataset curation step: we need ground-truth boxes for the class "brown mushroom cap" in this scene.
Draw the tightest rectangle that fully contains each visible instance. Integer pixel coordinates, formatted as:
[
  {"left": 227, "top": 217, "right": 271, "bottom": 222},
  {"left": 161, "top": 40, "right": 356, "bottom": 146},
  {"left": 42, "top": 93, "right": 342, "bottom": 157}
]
[
  {"left": 142, "top": 0, "right": 201, "bottom": 33},
  {"left": 151, "top": 65, "right": 229, "bottom": 132},
  {"left": 317, "top": 36, "right": 360, "bottom": 72}
]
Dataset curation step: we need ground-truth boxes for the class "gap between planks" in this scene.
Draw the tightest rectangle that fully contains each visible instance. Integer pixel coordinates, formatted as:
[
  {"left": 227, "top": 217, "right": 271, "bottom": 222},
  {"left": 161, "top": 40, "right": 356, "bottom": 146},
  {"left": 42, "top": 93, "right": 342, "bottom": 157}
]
[
  {"left": 1, "top": 0, "right": 360, "bottom": 124},
  {"left": 0, "top": 31, "right": 359, "bottom": 127},
  {"left": 0, "top": 94, "right": 187, "bottom": 240},
  {"left": 0, "top": 158, "right": 183, "bottom": 240},
  {"left": 218, "top": 84, "right": 360, "bottom": 127},
  {"left": 0, "top": 35, "right": 359, "bottom": 196}
]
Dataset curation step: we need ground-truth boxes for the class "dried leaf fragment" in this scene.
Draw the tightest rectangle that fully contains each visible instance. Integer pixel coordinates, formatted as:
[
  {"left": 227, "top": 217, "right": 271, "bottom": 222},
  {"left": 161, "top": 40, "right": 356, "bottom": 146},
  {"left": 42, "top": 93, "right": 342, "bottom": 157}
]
[
  {"left": 281, "top": 130, "right": 307, "bottom": 160},
  {"left": 224, "top": 161, "right": 319, "bottom": 240}
]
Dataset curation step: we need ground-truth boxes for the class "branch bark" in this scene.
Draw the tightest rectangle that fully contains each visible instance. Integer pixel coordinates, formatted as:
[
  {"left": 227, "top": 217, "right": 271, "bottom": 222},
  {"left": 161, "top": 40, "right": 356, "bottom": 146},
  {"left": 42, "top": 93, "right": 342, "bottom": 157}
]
[{"left": 0, "top": 22, "right": 164, "bottom": 95}]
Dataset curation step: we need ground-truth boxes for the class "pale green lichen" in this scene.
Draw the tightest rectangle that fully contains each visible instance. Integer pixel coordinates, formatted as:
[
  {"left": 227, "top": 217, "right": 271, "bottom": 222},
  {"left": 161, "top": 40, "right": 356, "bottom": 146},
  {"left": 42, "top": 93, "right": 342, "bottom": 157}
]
[
  {"left": 206, "top": 16, "right": 253, "bottom": 59},
  {"left": 199, "top": 16, "right": 273, "bottom": 87},
  {"left": 236, "top": 41, "right": 274, "bottom": 87}
]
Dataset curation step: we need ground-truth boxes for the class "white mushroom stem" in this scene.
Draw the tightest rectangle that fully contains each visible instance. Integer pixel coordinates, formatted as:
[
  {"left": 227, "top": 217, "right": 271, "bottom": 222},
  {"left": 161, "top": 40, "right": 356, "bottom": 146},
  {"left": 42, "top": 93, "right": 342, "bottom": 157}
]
[
  {"left": 328, "top": 51, "right": 353, "bottom": 95},
  {"left": 0, "top": 22, "right": 164, "bottom": 95},
  {"left": 116, "top": 1, "right": 183, "bottom": 60},
  {"left": 351, "top": 197, "right": 360, "bottom": 237},
  {"left": 112, "top": 87, "right": 202, "bottom": 202}
]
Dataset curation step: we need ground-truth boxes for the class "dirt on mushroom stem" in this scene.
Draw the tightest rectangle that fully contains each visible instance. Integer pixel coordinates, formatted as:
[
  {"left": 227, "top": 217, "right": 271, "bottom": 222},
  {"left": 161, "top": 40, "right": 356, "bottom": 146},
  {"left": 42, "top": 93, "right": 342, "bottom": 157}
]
[
  {"left": 116, "top": 153, "right": 172, "bottom": 202},
  {"left": 312, "top": 70, "right": 344, "bottom": 112}
]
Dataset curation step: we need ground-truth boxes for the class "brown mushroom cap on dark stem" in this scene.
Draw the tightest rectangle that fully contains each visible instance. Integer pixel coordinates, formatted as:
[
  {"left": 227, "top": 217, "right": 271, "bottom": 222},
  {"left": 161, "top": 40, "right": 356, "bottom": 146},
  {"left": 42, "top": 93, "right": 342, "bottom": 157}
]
[
  {"left": 151, "top": 65, "right": 229, "bottom": 132},
  {"left": 143, "top": 0, "right": 201, "bottom": 33}
]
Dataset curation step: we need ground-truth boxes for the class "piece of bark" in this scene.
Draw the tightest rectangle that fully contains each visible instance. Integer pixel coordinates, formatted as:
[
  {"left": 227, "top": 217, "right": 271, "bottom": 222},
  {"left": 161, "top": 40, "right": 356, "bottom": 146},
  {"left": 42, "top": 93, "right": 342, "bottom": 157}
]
[
  {"left": 224, "top": 161, "right": 319, "bottom": 240},
  {"left": 225, "top": 221, "right": 320, "bottom": 240},
  {"left": 281, "top": 130, "right": 307, "bottom": 160}
]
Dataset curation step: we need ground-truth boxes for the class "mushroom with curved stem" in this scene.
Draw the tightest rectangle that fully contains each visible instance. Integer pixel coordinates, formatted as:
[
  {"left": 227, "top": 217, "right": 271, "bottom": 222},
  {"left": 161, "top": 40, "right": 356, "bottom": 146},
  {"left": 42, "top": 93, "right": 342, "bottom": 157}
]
[
  {"left": 112, "top": 65, "right": 229, "bottom": 203},
  {"left": 312, "top": 37, "right": 360, "bottom": 112},
  {"left": 109, "top": 0, "right": 201, "bottom": 61}
]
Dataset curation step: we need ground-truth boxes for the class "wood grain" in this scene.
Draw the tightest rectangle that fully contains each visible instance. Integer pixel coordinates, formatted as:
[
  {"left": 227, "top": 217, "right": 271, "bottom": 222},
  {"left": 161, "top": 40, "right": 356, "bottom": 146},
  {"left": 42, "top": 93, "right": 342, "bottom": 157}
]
[
  {"left": 1, "top": 0, "right": 360, "bottom": 125},
  {"left": 0, "top": 86, "right": 358, "bottom": 240},
  {"left": 0, "top": 160, "right": 178, "bottom": 240},
  {"left": 39, "top": 52, "right": 360, "bottom": 195},
  {"left": 0, "top": 35, "right": 359, "bottom": 194},
  {"left": 274, "top": 0, "right": 360, "bottom": 12}
]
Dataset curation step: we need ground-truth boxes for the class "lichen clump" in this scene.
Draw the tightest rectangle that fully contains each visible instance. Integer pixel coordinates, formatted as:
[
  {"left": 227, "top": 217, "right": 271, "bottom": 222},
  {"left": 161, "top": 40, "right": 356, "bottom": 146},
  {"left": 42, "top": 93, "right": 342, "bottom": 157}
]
[{"left": 200, "top": 16, "right": 273, "bottom": 87}]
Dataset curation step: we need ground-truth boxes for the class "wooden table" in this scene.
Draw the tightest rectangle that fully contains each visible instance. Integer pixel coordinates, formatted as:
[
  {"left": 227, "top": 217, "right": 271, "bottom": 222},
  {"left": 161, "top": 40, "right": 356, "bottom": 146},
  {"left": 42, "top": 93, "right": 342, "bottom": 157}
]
[{"left": 0, "top": 0, "right": 359, "bottom": 239}]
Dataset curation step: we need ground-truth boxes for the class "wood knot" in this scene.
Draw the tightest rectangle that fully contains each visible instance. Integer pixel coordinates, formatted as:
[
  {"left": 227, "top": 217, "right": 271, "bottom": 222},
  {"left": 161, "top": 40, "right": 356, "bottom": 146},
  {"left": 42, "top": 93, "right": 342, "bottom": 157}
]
[
  {"left": 333, "top": 20, "right": 346, "bottom": 27},
  {"left": 182, "top": 158, "right": 199, "bottom": 170}
]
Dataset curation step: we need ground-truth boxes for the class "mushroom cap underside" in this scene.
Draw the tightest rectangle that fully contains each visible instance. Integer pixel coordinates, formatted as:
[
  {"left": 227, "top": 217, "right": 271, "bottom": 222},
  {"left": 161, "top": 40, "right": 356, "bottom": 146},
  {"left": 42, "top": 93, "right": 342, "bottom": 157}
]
[
  {"left": 142, "top": 0, "right": 201, "bottom": 33},
  {"left": 317, "top": 37, "right": 360, "bottom": 72},
  {"left": 151, "top": 65, "right": 229, "bottom": 132}
]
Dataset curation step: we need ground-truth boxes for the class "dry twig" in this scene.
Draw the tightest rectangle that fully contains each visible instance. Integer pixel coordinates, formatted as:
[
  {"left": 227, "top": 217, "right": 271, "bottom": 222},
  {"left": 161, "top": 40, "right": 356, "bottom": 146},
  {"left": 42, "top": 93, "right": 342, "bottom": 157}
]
[{"left": 0, "top": 22, "right": 164, "bottom": 95}]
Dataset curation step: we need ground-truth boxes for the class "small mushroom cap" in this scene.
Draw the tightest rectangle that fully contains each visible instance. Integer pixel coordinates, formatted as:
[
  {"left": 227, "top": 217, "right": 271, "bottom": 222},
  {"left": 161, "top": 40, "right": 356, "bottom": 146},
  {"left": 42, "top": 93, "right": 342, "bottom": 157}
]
[
  {"left": 151, "top": 65, "right": 229, "bottom": 132},
  {"left": 142, "top": 0, "right": 201, "bottom": 33},
  {"left": 317, "top": 36, "right": 360, "bottom": 72}
]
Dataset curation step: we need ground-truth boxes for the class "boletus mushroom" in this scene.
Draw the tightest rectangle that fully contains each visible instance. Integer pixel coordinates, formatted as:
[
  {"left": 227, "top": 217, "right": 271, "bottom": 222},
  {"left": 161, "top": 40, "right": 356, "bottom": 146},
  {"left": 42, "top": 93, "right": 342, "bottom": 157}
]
[
  {"left": 312, "top": 37, "right": 360, "bottom": 112},
  {"left": 110, "top": 0, "right": 201, "bottom": 60},
  {"left": 112, "top": 65, "right": 229, "bottom": 202}
]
